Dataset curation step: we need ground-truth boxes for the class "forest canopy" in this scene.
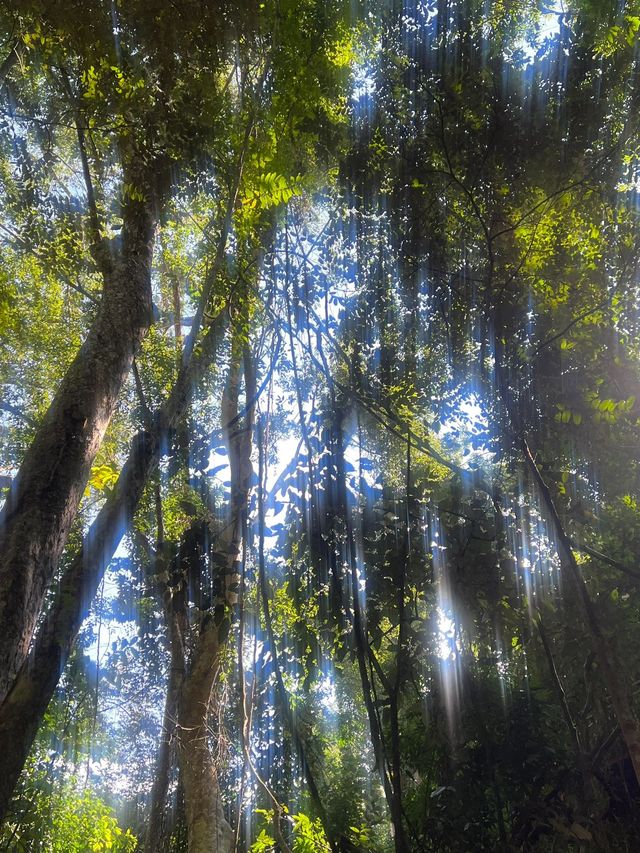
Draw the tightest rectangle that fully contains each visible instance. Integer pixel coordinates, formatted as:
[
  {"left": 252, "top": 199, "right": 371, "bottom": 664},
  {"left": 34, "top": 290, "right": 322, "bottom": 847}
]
[{"left": 0, "top": 0, "right": 640, "bottom": 850}]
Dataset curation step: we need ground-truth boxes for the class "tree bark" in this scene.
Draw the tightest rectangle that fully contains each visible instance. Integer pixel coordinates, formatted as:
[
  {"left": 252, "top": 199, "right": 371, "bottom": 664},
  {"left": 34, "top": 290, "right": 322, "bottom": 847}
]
[
  {"left": 145, "top": 584, "right": 188, "bottom": 853},
  {"left": 177, "top": 620, "right": 235, "bottom": 853},
  {"left": 0, "top": 161, "right": 156, "bottom": 703}
]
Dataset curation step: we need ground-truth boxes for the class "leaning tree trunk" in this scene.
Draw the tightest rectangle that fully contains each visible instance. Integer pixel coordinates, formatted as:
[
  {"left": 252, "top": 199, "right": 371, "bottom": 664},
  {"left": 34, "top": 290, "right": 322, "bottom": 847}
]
[
  {"left": 0, "top": 160, "right": 156, "bottom": 704},
  {"left": 0, "top": 201, "right": 262, "bottom": 820},
  {"left": 178, "top": 345, "right": 254, "bottom": 853},
  {"left": 0, "top": 309, "right": 226, "bottom": 822},
  {"left": 0, "top": 429, "right": 159, "bottom": 821}
]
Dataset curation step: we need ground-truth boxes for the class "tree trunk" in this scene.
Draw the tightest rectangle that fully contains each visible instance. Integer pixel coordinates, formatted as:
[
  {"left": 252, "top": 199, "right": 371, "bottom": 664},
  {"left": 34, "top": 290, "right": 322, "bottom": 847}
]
[
  {"left": 145, "top": 585, "right": 188, "bottom": 853},
  {"left": 0, "top": 164, "right": 156, "bottom": 703},
  {"left": 145, "top": 474, "right": 188, "bottom": 853},
  {"left": 0, "top": 310, "right": 226, "bottom": 821},
  {"left": 177, "top": 621, "right": 234, "bottom": 853},
  {"left": 0, "top": 429, "right": 159, "bottom": 821},
  {"left": 178, "top": 347, "right": 253, "bottom": 853}
]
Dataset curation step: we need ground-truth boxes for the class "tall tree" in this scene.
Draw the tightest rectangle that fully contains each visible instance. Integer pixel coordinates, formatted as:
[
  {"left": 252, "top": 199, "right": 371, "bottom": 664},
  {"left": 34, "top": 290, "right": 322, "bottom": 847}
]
[
  {"left": 0, "top": 0, "right": 256, "bottom": 702},
  {"left": 2, "top": 2, "right": 640, "bottom": 851}
]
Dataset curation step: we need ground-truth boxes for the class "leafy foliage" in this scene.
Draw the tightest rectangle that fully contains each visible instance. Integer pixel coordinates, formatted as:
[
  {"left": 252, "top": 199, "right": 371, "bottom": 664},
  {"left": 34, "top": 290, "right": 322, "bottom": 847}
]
[
  {"left": 2, "top": 0, "right": 640, "bottom": 851},
  {"left": 1, "top": 765, "right": 136, "bottom": 852}
]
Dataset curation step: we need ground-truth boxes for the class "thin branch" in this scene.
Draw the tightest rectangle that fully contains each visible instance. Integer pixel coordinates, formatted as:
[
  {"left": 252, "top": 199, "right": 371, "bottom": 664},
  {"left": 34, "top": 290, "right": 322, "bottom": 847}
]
[
  {"left": 571, "top": 539, "right": 640, "bottom": 582},
  {"left": 0, "top": 40, "right": 21, "bottom": 90},
  {"left": 532, "top": 299, "right": 610, "bottom": 357},
  {"left": 57, "top": 66, "right": 112, "bottom": 277}
]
